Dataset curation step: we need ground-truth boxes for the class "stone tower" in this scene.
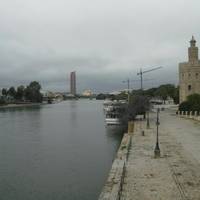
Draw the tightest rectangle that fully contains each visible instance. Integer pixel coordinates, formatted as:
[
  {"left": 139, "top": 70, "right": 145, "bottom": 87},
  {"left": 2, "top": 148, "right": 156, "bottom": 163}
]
[{"left": 179, "top": 36, "right": 200, "bottom": 103}]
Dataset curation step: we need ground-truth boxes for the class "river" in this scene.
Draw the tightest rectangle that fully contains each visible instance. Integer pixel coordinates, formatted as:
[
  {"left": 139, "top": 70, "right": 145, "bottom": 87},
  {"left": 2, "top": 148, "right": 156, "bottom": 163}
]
[{"left": 0, "top": 100, "right": 125, "bottom": 200}]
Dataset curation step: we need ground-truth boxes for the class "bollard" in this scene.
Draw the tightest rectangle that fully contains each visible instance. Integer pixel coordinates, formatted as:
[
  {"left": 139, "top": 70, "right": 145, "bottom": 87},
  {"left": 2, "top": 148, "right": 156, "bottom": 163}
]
[
  {"left": 194, "top": 111, "right": 198, "bottom": 120},
  {"left": 128, "top": 121, "right": 134, "bottom": 134},
  {"left": 141, "top": 130, "right": 145, "bottom": 136},
  {"left": 190, "top": 111, "right": 193, "bottom": 119}
]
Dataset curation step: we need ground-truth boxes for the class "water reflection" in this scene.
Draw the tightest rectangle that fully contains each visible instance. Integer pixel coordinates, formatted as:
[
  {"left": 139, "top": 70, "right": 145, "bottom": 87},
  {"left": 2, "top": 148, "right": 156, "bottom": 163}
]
[
  {"left": 69, "top": 100, "right": 78, "bottom": 126},
  {"left": 105, "top": 125, "right": 127, "bottom": 140},
  {"left": 0, "top": 105, "right": 42, "bottom": 112},
  {"left": 106, "top": 125, "right": 127, "bottom": 134}
]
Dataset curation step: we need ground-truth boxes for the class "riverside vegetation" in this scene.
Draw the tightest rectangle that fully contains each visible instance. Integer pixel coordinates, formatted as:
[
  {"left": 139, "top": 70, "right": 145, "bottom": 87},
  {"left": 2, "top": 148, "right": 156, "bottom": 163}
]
[
  {"left": 0, "top": 81, "right": 42, "bottom": 106},
  {"left": 96, "top": 84, "right": 179, "bottom": 120},
  {"left": 179, "top": 93, "right": 200, "bottom": 112},
  {"left": 96, "top": 84, "right": 179, "bottom": 104}
]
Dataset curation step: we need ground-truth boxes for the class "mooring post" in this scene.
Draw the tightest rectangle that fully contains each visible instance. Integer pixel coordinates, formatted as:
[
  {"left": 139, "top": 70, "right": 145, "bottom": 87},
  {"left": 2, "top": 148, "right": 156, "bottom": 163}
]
[{"left": 128, "top": 121, "right": 134, "bottom": 134}]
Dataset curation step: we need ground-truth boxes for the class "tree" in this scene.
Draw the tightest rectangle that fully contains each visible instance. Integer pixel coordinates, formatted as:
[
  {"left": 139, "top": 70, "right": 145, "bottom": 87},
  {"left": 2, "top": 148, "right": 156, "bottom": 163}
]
[
  {"left": 25, "top": 81, "right": 42, "bottom": 103},
  {"left": 187, "top": 93, "right": 200, "bottom": 105},
  {"left": 155, "top": 84, "right": 176, "bottom": 103},
  {"left": 172, "top": 86, "right": 179, "bottom": 104},
  {"left": 128, "top": 95, "right": 150, "bottom": 120},
  {"left": 2, "top": 88, "right": 7, "bottom": 96},
  {"left": 96, "top": 93, "right": 106, "bottom": 100},
  {"left": 8, "top": 87, "right": 16, "bottom": 98},
  {"left": 16, "top": 85, "right": 25, "bottom": 100},
  {"left": 144, "top": 88, "right": 157, "bottom": 97},
  {"left": 29, "top": 81, "right": 41, "bottom": 91},
  {"left": 116, "top": 91, "right": 128, "bottom": 100},
  {"left": 0, "top": 97, "right": 6, "bottom": 105}
]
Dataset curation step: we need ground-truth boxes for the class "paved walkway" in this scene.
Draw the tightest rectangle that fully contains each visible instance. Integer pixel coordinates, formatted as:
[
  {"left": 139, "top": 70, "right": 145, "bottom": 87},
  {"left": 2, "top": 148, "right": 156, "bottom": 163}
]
[{"left": 121, "top": 109, "right": 200, "bottom": 200}]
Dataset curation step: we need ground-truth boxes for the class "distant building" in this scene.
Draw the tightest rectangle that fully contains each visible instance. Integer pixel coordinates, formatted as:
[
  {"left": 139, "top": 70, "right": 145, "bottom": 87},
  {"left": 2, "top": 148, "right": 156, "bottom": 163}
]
[
  {"left": 179, "top": 36, "right": 200, "bottom": 103},
  {"left": 82, "top": 90, "right": 92, "bottom": 97},
  {"left": 70, "top": 71, "right": 76, "bottom": 96},
  {"left": 40, "top": 90, "right": 55, "bottom": 102}
]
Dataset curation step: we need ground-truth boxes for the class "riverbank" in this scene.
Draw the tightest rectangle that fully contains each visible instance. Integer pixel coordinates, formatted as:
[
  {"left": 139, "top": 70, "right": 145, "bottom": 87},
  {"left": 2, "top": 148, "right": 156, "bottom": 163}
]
[
  {"left": 0, "top": 102, "right": 47, "bottom": 109},
  {"left": 100, "top": 108, "right": 200, "bottom": 200},
  {"left": 98, "top": 131, "right": 132, "bottom": 200}
]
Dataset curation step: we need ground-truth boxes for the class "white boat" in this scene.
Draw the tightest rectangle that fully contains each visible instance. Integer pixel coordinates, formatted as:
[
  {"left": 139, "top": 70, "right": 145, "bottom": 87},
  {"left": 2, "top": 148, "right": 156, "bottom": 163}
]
[
  {"left": 103, "top": 100, "right": 127, "bottom": 112},
  {"left": 103, "top": 100, "right": 128, "bottom": 125},
  {"left": 105, "top": 114, "right": 127, "bottom": 125}
]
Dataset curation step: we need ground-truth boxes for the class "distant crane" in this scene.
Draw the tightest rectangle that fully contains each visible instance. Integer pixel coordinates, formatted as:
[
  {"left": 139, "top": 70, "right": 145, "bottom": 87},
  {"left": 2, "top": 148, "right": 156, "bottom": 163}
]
[
  {"left": 122, "top": 79, "right": 130, "bottom": 92},
  {"left": 122, "top": 78, "right": 153, "bottom": 103},
  {"left": 137, "top": 66, "right": 162, "bottom": 90},
  {"left": 122, "top": 79, "right": 130, "bottom": 103},
  {"left": 122, "top": 78, "right": 154, "bottom": 92}
]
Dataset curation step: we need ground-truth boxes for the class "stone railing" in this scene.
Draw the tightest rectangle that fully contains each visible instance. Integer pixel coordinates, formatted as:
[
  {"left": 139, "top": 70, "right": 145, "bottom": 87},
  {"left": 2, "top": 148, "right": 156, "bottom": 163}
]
[
  {"left": 176, "top": 110, "right": 200, "bottom": 121},
  {"left": 98, "top": 132, "right": 132, "bottom": 200}
]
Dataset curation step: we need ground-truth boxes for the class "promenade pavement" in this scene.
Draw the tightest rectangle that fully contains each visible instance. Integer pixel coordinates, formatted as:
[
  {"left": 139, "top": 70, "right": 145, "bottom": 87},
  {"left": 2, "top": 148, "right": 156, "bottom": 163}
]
[{"left": 121, "top": 108, "right": 200, "bottom": 200}]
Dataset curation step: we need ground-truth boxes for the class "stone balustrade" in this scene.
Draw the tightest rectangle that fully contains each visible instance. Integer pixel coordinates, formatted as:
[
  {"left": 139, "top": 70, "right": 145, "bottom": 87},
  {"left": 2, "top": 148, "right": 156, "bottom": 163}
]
[{"left": 176, "top": 110, "right": 200, "bottom": 121}]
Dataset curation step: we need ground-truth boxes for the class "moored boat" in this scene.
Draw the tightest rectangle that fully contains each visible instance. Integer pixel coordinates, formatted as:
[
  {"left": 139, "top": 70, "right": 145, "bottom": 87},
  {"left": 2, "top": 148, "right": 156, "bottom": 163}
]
[{"left": 103, "top": 100, "right": 128, "bottom": 125}]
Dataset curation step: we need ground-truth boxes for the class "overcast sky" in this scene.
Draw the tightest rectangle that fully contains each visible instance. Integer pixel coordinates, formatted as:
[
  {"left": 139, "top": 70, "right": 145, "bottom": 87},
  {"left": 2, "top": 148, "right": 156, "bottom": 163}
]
[{"left": 0, "top": 0, "right": 199, "bottom": 93}]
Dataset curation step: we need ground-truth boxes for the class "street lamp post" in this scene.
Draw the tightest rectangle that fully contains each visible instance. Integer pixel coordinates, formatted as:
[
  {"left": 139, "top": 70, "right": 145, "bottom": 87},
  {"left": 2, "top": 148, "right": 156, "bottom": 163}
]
[
  {"left": 154, "top": 108, "right": 160, "bottom": 158},
  {"left": 146, "top": 110, "right": 150, "bottom": 129}
]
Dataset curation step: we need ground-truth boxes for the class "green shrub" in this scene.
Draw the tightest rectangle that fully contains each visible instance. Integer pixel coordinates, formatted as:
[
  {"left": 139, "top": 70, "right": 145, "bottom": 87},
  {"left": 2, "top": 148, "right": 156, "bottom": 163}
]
[
  {"left": 179, "top": 93, "right": 200, "bottom": 111},
  {"left": 0, "top": 98, "right": 6, "bottom": 105},
  {"left": 179, "top": 101, "right": 191, "bottom": 111}
]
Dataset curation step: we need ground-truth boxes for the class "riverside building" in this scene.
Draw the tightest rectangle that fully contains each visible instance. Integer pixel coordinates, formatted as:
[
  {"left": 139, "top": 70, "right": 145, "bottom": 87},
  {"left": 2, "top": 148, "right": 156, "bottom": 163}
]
[{"left": 179, "top": 36, "right": 200, "bottom": 103}]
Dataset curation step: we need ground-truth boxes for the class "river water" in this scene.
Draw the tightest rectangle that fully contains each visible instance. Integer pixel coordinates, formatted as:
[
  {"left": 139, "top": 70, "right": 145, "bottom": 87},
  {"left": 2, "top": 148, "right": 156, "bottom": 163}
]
[{"left": 0, "top": 100, "right": 124, "bottom": 200}]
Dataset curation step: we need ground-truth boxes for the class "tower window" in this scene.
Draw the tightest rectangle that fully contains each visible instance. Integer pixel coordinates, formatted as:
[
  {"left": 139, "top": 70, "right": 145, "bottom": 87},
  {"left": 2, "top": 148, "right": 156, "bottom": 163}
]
[
  {"left": 196, "top": 73, "right": 199, "bottom": 78},
  {"left": 188, "top": 73, "right": 191, "bottom": 78},
  {"left": 188, "top": 85, "right": 192, "bottom": 91}
]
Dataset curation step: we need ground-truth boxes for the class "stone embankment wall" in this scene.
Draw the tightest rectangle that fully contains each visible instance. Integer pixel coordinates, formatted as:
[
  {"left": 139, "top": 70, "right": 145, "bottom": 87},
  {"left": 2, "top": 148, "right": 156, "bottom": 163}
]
[
  {"left": 98, "top": 129, "right": 133, "bottom": 200},
  {"left": 177, "top": 110, "right": 200, "bottom": 121}
]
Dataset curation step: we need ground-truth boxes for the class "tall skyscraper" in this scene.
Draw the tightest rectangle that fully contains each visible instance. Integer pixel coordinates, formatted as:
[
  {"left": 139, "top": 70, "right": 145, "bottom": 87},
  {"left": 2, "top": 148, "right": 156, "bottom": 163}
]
[{"left": 70, "top": 71, "right": 76, "bottom": 96}]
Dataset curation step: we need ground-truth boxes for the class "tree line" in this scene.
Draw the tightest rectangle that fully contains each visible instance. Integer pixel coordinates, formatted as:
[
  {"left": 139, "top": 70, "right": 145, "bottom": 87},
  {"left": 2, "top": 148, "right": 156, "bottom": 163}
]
[
  {"left": 96, "top": 84, "right": 179, "bottom": 104},
  {"left": 132, "top": 84, "right": 179, "bottom": 104},
  {"left": 0, "top": 81, "right": 42, "bottom": 105}
]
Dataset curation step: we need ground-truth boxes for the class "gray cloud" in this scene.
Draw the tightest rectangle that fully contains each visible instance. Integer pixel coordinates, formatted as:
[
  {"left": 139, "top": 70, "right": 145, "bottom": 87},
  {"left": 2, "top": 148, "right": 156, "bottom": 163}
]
[{"left": 0, "top": 0, "right": 199, "bottom": 92}]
